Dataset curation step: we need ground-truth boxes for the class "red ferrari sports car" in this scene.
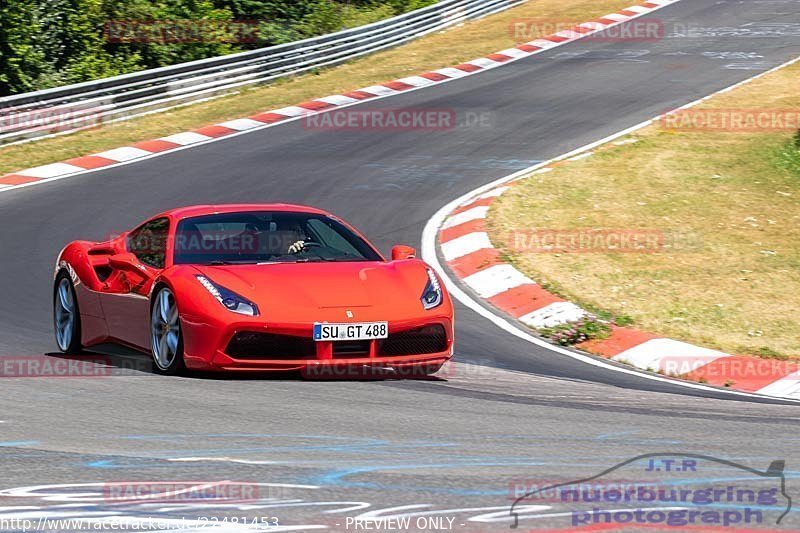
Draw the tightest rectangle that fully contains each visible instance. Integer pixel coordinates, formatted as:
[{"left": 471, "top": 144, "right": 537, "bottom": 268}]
[{"left": 53, "top": 204, "right": 454, "bottom": 376}]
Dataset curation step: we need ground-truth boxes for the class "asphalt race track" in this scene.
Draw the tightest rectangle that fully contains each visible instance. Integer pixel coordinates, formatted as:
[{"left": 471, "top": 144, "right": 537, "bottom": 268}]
[{"left": 1, "top": 0, "right": 800, "bottom": 530}]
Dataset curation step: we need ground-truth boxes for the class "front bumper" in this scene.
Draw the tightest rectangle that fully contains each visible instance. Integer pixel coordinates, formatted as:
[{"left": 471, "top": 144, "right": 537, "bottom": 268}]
[{"left": 180, "top": 312, "right": 453, "bottom": 373}]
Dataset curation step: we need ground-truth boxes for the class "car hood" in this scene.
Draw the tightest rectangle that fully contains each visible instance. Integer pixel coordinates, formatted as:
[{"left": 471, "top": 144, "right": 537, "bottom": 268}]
[{"left": 191, "top": 260, "right": 432, "bottom": 319}]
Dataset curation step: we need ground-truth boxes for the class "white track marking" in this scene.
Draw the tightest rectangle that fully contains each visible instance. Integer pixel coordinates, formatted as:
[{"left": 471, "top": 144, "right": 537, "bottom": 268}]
[
  {"left": 476, "top": 186, "right": 511, "bottom": 199},
  {"left": 433, "top": 67, "right": 470, "bottom": 78},
  {"left": 0, "top": 1, "right": 791, "bottom": 401},
  {"left": 519, "top": 302, "right": 586, "bottom": 328},
  {"left": 160, "top": 132, "right": 212, "bottom": 145},
  {"left": 612, "top": 338, "right": 730, "bottom": 373},
  {"left": 442, "top": 206, "right": 489, "bottom": 229},
  {"left": 17, "top": 163, "right": 84, "bottom": 178},
  {"left": 497, "top": 48, "right": 531, "bottom": 59},
  {"left": 466, "top": 58, "right": 502, "bottom": 69},
  {"left": 395, "top": 76, "right": 436, "bottom": 87},
  {"left": 358, "top": 85, "right": 398, "bottom": 96},
  {"left": 756, "top": 371, "right": 800, "bottom": 399},
  {"left": 355, "top": 504, "right": 550, "bottom": 521},
  {"left": 0, "top": 482, "right": 320, "bottom": 502},
  {"left": 553, "top": 30, "right": 586, "bottom": 40},
  {"left": 0, "top": 0, "right": 684, "bottom": 195},
  {"left": 422, "top": 53, "right": 800, "bottom": 403},
  {"left": 168, "top": 456, "right": 279, "bottom": 465},
  {"left": 441, "top": 232, "right": 492, "bottom": 260},
  {"left": 217, "top": 118, "right": 265, "bottom": 131},
  {"left": 525, "top": 39, "right": 560, "bottom": 49},
  {"left": 567, "top": 151, "right": 594, "bottom": 161},
  {"left": 462, "top": 264, "right": 534, "bottom": 298},
  {"left": 2, "top": 0, "right": 788, "bottom": 402},
  {"left": 94, "top": 147, "right": 152, "bottom": 162},
  {"left": 602, "top": 13, "right": 632, "bottom": 22},
  {"left": 271, "top": 106, "right": 309, "bottom": 117},
  {"left": 315, "top": 95, "right": 359, "bottom": 106}
]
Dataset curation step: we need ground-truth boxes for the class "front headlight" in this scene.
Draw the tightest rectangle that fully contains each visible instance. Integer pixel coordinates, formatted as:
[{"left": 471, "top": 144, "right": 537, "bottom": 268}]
[
  {"left": 196, "top": 275, "right": 259, "bottom": 316},
  {"left": 421, "top": 268, "right": 443, "bottom": 310}
]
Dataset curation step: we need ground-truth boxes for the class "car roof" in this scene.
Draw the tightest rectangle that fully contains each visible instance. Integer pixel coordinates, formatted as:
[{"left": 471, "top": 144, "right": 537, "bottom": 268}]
[{"left": 153, "top": 204, "right": 330, "bottom": 221}]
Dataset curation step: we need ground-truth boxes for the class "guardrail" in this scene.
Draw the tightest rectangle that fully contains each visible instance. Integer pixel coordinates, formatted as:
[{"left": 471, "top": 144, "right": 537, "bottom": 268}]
[{"left": 0, "top": 0, "right": 525, "bottom": 146}]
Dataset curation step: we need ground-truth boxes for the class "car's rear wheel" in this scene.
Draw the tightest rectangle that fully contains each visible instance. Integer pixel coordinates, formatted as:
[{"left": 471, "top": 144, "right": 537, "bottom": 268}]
[
  {"left": 53, "top": 272, "right": 82, "bottom": 354},
  {"left": 150, "top": 287, "right": 185, "bottom": 375}
]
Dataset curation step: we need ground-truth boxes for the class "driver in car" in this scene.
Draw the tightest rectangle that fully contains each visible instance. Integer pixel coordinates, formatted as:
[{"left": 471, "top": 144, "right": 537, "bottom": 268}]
[{"left": 285, "top": 224, "right": 313, "bottom": 254}]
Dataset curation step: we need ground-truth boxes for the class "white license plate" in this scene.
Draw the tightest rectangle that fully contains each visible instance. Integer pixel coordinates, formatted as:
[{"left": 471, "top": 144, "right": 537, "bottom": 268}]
[{"left": 313, "top": 322, "right": 388, "bottom": 341}]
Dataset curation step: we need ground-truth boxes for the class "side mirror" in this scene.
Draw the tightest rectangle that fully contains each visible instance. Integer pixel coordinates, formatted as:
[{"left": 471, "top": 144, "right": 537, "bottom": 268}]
[
  {"left": 391, "top": 245, "right": 416, "bottom": 261},
  {"left": 109, "top": 252, "right": 146, "bottom": 272}
]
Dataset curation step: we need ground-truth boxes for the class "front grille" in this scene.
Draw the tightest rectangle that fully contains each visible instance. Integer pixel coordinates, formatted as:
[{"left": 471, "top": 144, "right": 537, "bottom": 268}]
[
  {"left": 378, "top": 325, "right": 448, "bottom": 356},
  {"left": 332, "top": 340, "right": 371, "bottom": 357},
  {"left": 226, "top": 332, "right": 316, "bottom": 359}
]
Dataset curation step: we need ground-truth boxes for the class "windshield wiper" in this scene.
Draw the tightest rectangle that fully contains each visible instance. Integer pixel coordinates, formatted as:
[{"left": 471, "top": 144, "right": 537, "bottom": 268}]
[
  {"left": 290, "top": 257, "right": 329, "bottom": 263},
  {"left": 204, "top": 259, "right": 260, "bottom": 265}
]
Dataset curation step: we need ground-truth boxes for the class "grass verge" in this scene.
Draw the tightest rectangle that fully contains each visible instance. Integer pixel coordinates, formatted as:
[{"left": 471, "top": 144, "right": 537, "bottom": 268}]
[
  {"left": 0, "top": 0, "right": 636, "bottom": 175},
  {"left": 488, "top": 61, "right": 800, "bottom": 359}
]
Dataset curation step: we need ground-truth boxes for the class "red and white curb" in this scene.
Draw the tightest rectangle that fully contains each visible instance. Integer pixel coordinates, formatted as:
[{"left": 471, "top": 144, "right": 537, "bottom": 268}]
[
  {"left": 0, "top": 0, "right": 680, "bottom": 192},
  {"left": 435, "top": 149, "right": 800, "bottom": 401},
  {"left": 2, "top": 0, "right": 794, "bottom": 401}
]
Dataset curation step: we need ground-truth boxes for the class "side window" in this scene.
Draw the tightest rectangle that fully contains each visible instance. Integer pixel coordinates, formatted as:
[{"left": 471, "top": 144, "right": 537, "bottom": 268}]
[{"left": 127, "top": 218, "right": 169, "bottom": 269}]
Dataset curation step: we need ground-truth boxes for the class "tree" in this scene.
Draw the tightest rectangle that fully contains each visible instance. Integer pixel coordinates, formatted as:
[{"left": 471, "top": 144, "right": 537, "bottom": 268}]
[
  {"left": 0, "top": 2, "right": 47, "bottom": 95},
  {"left": 0, "top": 0, "right": 436, "bottom": 95}
]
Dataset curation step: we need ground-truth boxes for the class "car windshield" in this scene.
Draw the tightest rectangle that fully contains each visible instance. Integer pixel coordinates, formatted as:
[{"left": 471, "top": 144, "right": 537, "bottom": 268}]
[{"left": 173, "top": 211, "right": 382, "bottom": 265}]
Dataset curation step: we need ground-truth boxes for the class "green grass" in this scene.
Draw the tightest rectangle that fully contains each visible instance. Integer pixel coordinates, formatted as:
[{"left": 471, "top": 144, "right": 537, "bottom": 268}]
[{"left": 488, "top": 62, "right": 800, "bottom": 360}]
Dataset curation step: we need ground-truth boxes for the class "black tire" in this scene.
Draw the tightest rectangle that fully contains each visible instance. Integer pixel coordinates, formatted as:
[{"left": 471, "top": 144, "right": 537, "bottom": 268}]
[
  {"left": 150, "top": 286, "right": 186, "bottom": 375},
  {"left": 53, "top": 271, "right": 82, "bottom": 354}
]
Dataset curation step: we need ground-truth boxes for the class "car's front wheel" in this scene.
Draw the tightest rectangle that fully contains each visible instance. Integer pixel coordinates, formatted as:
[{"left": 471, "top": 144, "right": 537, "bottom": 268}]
[
  {"left": 53, "top": 271, "right": 82, "bottom": 354},
  {"left": 150, "top": 286, "right": 186, "bottom": 375}
]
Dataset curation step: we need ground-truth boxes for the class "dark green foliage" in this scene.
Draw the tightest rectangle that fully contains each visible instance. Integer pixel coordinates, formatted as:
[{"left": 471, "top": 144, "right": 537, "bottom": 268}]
[
  {"left": 0, "top": 0, "right": 430, "bottom": 95},
  {"left": 0, "top": 2, "right": 48, "bottom": 94}
]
